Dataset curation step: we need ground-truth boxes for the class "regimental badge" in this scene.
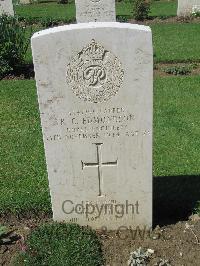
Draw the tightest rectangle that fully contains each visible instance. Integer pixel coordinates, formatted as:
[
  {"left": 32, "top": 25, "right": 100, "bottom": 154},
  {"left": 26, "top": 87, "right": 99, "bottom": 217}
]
[{"left": 66, "top": 39, "right": 124, "bottom": 104}]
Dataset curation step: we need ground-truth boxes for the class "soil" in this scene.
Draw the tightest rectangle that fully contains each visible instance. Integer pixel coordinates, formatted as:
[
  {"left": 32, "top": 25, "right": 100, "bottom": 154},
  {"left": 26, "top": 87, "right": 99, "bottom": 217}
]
[
  {"left": 0, "top": 214, "right": 51, "bottom": 266},
  {"left": 154, "top": 63, "right": 200, "bottom": 77},
  {"left": 0, "top": 214, "right": 200, "bottom": 266},
  {"left": 2, "top": 64, "right": 34, "bottom": 81},
  {"left": 101, "top": 215, "right": 200, "bottom": 266}
]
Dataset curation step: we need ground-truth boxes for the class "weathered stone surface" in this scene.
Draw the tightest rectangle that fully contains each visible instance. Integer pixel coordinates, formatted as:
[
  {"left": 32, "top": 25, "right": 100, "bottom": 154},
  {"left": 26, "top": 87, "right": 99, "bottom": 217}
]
[
  {"left": 75, "top": 0, "right": 116, "bottom": 23},
  {"left": 32, "top": 22, "right": 153, "bottom": 230},
  {"left": 177, "top": 0, "right": 200, "bottom": 16},
  {"left": 0, "top": 0, "right": 14, "bottom": 16}
]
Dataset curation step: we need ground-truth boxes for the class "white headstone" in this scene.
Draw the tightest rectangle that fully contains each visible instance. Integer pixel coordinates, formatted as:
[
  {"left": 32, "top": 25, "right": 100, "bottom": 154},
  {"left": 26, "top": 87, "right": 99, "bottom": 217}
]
[
  {"left": 75, "top": 0, "right": 116, "bottom": 23},
  {"left": 31, "top": 22, "right": 153, "bottom": 230},
  {"left": 177, "top": 0, "right": 200, "bottom": 16},
  {"left": 0, "top": 0, "right": 14, "bottom": 16}
]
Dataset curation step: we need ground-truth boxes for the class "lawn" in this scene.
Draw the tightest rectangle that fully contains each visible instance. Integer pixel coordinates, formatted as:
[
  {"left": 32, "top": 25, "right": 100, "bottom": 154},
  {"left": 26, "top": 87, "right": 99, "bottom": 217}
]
[
  {"left": 154, "top": 76, "right": 200, "bottom": 176},
  {"left": 24, "top": 23, "right": 200, "bottom": 64},
  {"left": 0, "top": 80, "right": 50, "bottom": 215},
  {"left": 150, "top": 0, "right": 177, "bottom": 18},
  {"left": 0, "top": 77, "right": 200, "bottom": 215},
  {"left": 14, "top": 0, "right": 177, "bottom": 20},
  {"left": 15, "top": 2, "right": 76, "bottom": 21},
  {"left": 152, "top": 23, "right": 200, "bottom": 63},
  {"left": 16, "top": 1, "right": 200, "bottom": 65}
]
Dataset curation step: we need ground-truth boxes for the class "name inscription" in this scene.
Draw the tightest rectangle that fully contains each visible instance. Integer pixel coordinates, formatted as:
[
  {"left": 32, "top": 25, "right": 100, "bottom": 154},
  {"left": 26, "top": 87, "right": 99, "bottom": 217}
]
[
  {"left": 79, "top": 5, "right": 115, "bottom": 19},
  {"left": 46, "top": 107, "right": 151, "bottom": 142}
]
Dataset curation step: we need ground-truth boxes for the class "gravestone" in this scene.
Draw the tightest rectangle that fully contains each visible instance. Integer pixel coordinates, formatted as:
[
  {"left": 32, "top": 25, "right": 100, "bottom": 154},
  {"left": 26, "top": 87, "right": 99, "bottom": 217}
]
[
  {"left": 0, "top": 0, "right": 14, "bottom": 16},
  {"left": 75, "top": 0, "right": 116, "bottom": 23},
  {"left": 177, "top": 0, "right": 200, "bottom": 16},
  {"left": 32, "top": 22, "right": 153, "bottom": 230}
]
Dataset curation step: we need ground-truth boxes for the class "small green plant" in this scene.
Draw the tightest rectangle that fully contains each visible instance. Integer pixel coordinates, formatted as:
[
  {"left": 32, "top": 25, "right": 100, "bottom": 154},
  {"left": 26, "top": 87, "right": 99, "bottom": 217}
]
[
  {"left": 116, "top": 15, "right": 130, "bottom": 22},
  {"left": 17, "top": 16, "right": 75, "bottom": 27},
  {"left": 0, "top": 15, "right": 31, "bottom": 79},
  {"left": 15, "top": 223, "right": 104, "bottom": 266},
  {"left": 163, "top": 65, "right": 192, "bottom": 76},
  {"left": 133, "top": 0, "right": 151, "bottom": 21},
  {"left": 192, "top": 6, "right": 200, "bottom": 17},
  {"left": 0, "top": 57, "right": 12, "bottom": 79},
  {"left": 40, "top": 17, "right": 58, "bottom": 27},
  {"left": 189, "top": 62, "right": 199, "bottom": 69},
  {"left": 128, "top": 247, "right": 154, "bottom": 266}
]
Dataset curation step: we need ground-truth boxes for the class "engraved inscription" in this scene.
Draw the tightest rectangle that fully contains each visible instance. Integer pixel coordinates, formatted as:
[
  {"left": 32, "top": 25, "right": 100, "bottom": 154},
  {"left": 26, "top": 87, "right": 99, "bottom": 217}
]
[
  {"left": 79, "top": 7, "right": 114, "bottom": 21},
  {"left": 66, "top": 39, "right": 124, "bottom": 103},
  {"left": 45, "top": 106, "right": 151, "bottom": 142},
  {"left": 76, "top": 0, "right": 115, "bottom": 22},
  {"left": 82, "top": 143, "right": 118, "bottom": 196}
]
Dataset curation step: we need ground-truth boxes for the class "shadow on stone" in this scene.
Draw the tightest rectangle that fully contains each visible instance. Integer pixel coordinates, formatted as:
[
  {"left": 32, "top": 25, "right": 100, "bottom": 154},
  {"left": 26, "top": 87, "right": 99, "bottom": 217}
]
[{"left": 153, "top": 175, "right": 200, "bottom": 227}]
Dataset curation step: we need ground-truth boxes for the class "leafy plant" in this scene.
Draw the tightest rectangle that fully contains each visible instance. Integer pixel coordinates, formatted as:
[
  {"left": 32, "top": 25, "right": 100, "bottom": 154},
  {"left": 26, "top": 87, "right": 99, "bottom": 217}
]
[
  {"left": 192, "top": 6, "right": 200, "bottom": 17},
  {"left": 128, "top": 247, "right": 154, "bottom": 266},
  {"left": 15, "top": 223, "right": 104, "bottom": 266},
  {"left": 116, "top": 15, "right": 131, "bottom": 22},
  {"left": 17, "top": 16, "right": 75, "bottom": 27},
  {"left": 163, "top": 65, "right": 192, "bottom": 76},
  {"left": 0, "top": 57, "right": 12, "bottom": 79},
  {"left": 133, "top": 0, "right": 151, "bottom": 21},
  {"left": 0, "top": 15, "right": 31, "bottom": 79}
]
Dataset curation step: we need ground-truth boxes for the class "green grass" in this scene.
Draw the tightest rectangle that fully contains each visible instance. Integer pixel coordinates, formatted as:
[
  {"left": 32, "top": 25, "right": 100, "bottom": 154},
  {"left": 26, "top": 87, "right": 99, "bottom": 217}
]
[
  {"left": 150, "top": 0, "right": 177, "bottom": 18},
  {"left": 14, "top": 223, "right": 104, "bottom": 266},
  {"left": 154, "top": 76, "right": 200, "bottom": 176},
  {"left": 0, "top": 80, "right": 51, "bottom": 214},
  {"left": 25, "top": 23, "right": 200, "bottom": 65},
  {"left": 14, "top": 0, "right": 177, "bottom": 20},
  {"left": 15, "top": 1, "right": 200, "bottom": 65},
  {"left": 1, "top": 77, "right": 200, "bottom": 215},
  {"left": 152, "top": 23, "right": 200, "bottom": 63},
  {"left": 15, "top": 3, "right": 76, "bottom": 21}
]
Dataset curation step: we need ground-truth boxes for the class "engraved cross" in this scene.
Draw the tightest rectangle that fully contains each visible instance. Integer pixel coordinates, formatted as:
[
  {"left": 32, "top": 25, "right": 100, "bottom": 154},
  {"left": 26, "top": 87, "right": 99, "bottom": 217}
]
[{"left": 82, "top": 143, "right": 118, "bottom": 196}]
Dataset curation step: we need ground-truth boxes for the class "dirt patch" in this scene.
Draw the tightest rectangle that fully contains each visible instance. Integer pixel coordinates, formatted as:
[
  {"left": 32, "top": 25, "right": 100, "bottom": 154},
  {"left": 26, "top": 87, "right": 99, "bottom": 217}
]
[
  {"left": 2, "top": 64, "right": 34, "bottom": 81},
  {"left": 1, "top": 214, "right": 200, "bottom": 266},
  {"left": 0, "top": 214, "right": 52, "bottom": 266},
  {"left": 154, "top": 62, "right": 200, "bottom": 77},
  {"left": 100, "top": 215, "right": 200, "bottom": 266}
]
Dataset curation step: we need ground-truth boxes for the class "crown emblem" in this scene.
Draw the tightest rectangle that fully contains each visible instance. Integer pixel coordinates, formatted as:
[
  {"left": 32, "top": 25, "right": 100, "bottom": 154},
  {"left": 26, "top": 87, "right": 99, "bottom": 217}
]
[
  {"left": 81, "top": 39, "right": 105, "bottom": 62},
  {"left": 66, "top": 39, "right": 124, "bottom": 104}
]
